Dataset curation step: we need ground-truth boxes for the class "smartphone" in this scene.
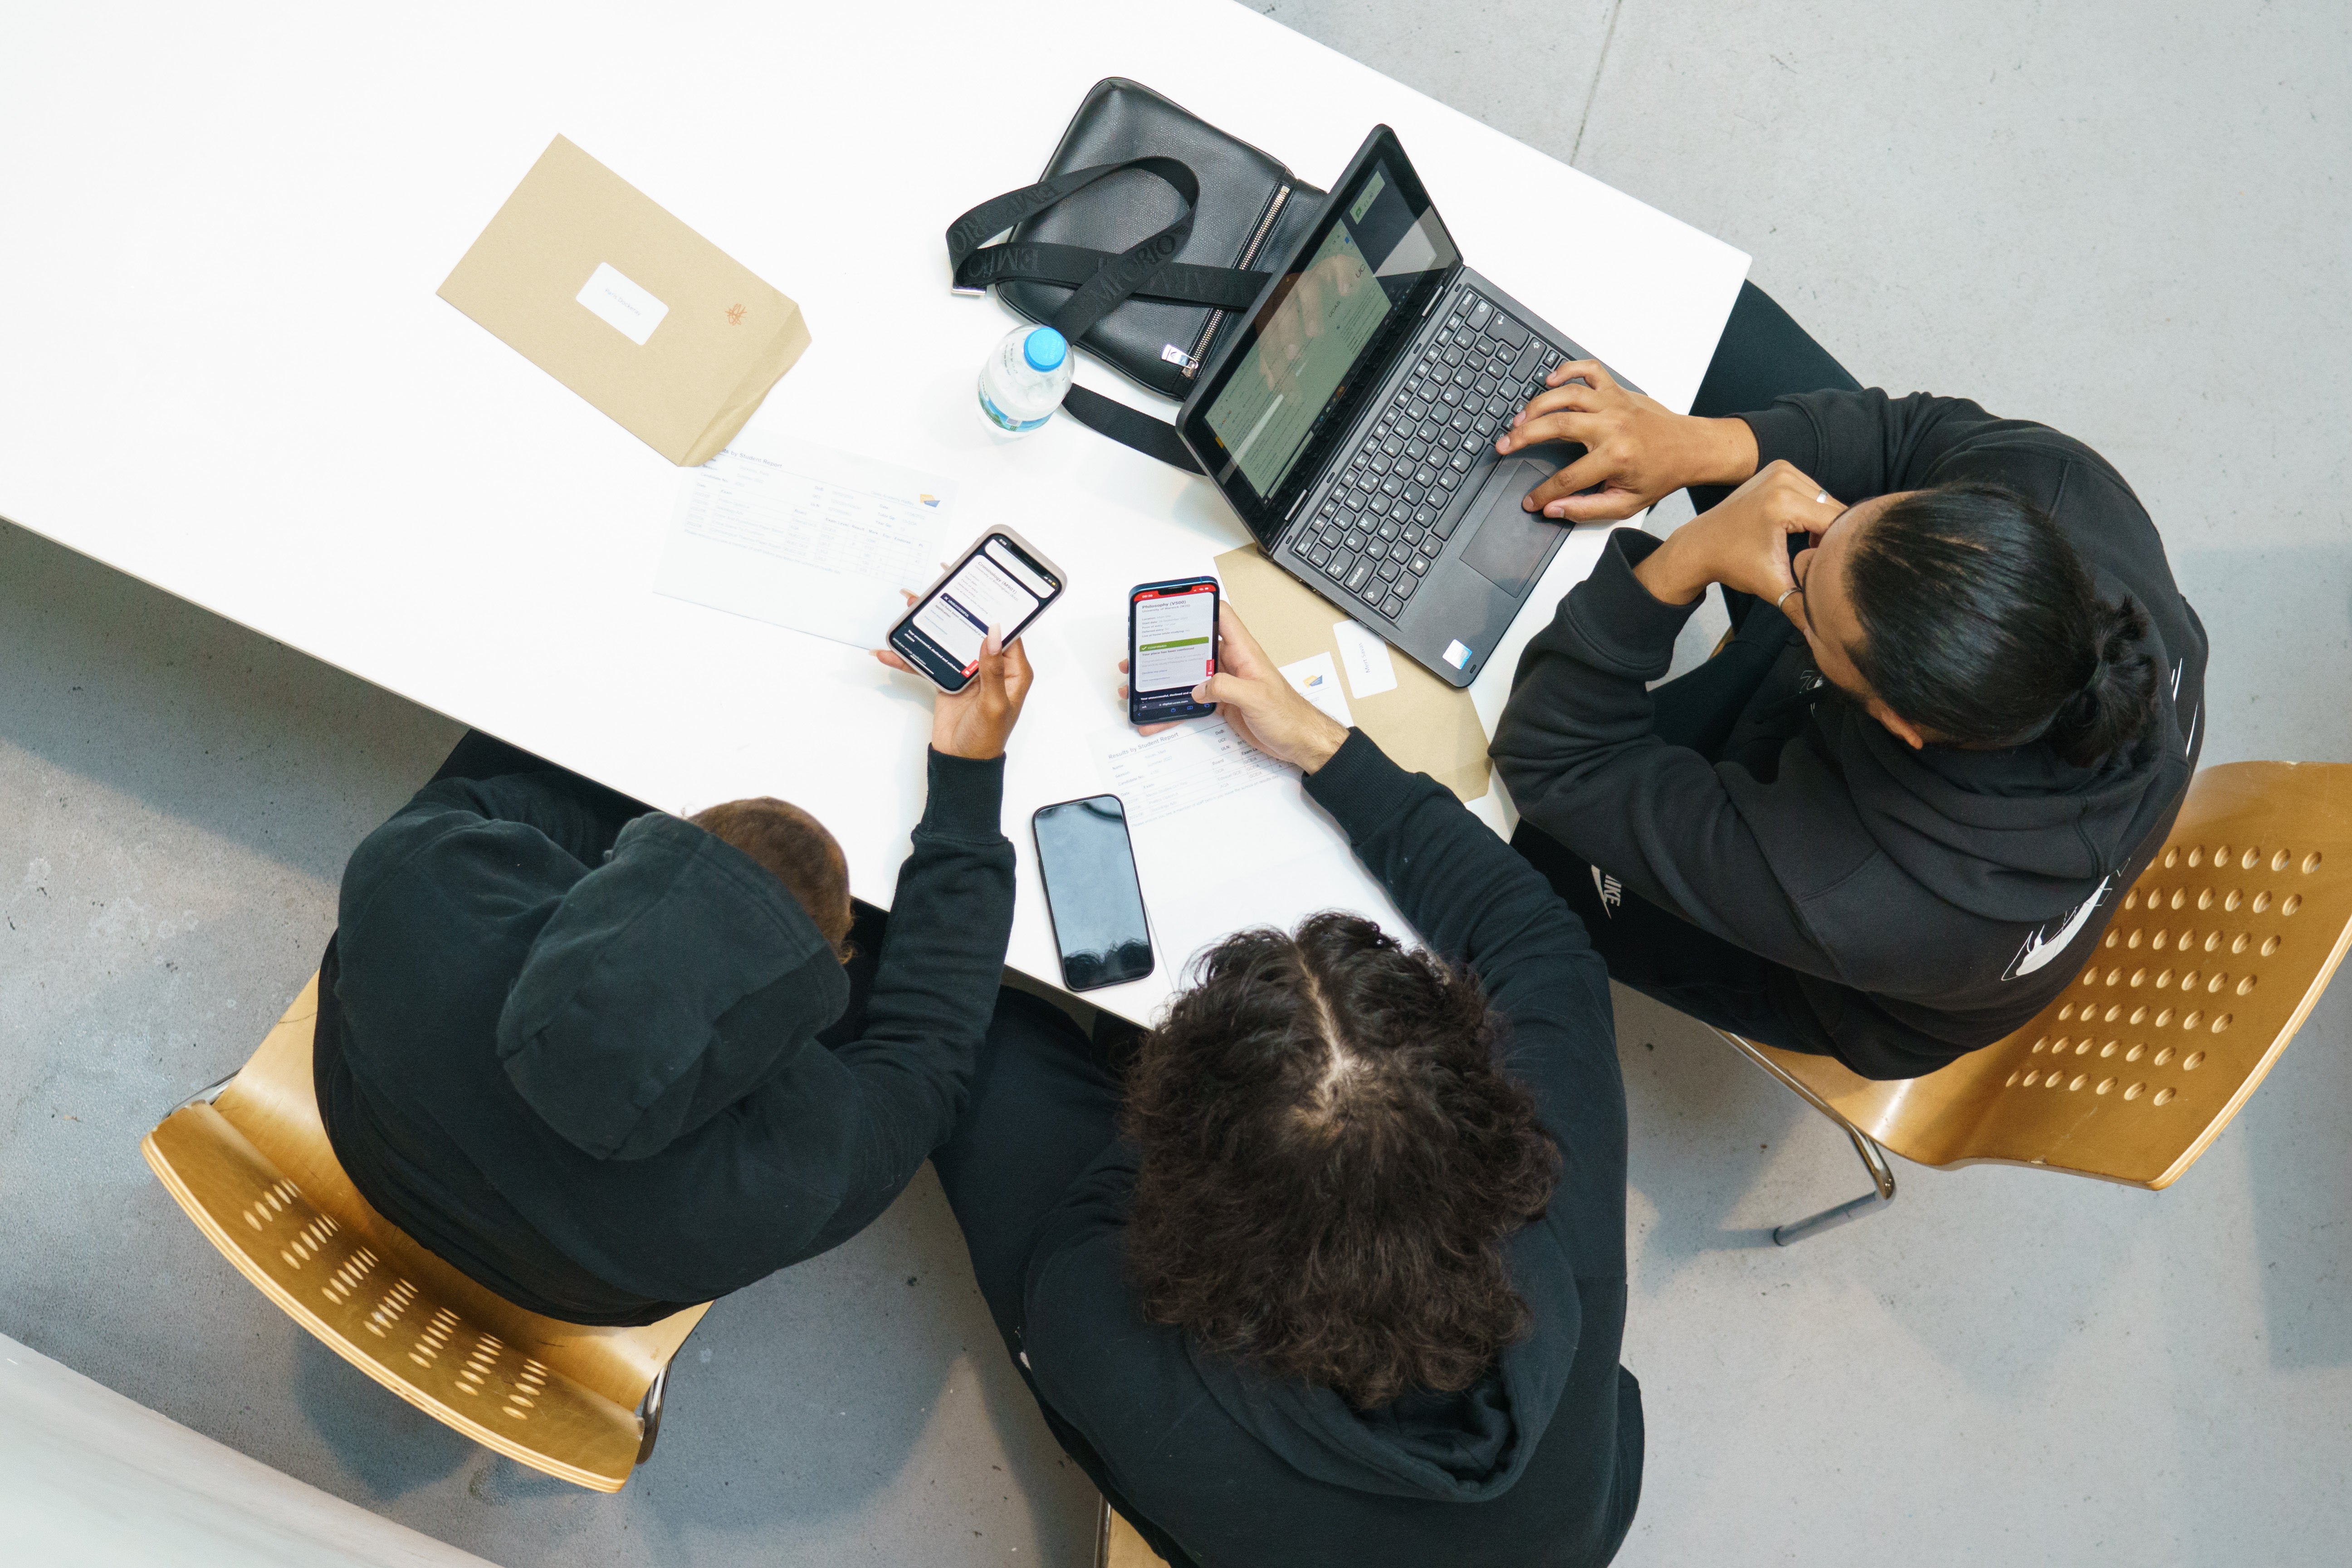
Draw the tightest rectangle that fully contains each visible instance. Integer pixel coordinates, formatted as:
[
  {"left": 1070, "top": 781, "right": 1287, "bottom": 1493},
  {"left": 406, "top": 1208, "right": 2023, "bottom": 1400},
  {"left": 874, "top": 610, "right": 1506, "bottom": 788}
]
[
  {"left": 1126, "top": 576, "right": 1220, "bottom": 724},
  {"left": 1031, "top": 794, "right": 1155, "bottom": 992},
  {"left": 888, "top": 529, "right": 1066, "bottom": 693}
]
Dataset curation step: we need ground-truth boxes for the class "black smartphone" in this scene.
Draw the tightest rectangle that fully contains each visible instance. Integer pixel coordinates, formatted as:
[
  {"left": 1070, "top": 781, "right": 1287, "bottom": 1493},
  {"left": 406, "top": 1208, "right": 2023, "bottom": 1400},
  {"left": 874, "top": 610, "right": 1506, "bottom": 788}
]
[
  {"left": 888, "top": 528, "right": 1066, "bottom": 693},
  {"left": 1126, "top": 576, "right": 1220, "bottom": 724},
  {"left": 1031, "top": 794, "right": 1155, "bottom": 992}
]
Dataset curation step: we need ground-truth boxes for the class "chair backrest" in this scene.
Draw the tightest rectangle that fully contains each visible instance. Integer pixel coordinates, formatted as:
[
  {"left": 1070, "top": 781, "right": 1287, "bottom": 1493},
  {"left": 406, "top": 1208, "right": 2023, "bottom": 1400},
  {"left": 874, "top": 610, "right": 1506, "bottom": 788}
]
[
  {"left": 1104, "top": 1509, "right": 1170, "bottom": 1568},
  {"left": 142, "top": 974, "right": 709, "bottom": 1492},
  {"left": 1732, "top": 762, "right": 2352, "bottom": 1189}
]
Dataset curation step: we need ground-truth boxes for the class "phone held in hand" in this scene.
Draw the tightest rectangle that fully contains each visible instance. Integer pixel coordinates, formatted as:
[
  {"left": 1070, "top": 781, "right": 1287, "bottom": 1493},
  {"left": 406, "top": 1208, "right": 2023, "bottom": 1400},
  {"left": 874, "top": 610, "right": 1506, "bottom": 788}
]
[
  {"left": 1032, "top": 795, "right": 1155, "bottom": 991},
  {"left": 888, "top": 529, "right": 1066, "bottom": 693},
  {"left": 1127, "top": 576, "right": 1220, "bottom": 724}
]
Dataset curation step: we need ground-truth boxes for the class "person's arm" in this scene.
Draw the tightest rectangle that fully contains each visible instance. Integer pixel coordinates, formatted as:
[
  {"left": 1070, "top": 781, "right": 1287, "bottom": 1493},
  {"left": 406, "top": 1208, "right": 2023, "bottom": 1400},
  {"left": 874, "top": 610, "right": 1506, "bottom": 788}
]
[
  {"left": 802, "top": 747, "right": 1017, "bottom": 1244},
  {"left": 1491, "top": 528, "right": 1855, "bottom": 975},
  {"left": 1497, "top": 371, "right": 2040, "bottom": 526},
  {"left": 1301, "top": 733, "right": 1609, "bottom": 1026},
  {"left": 1737, "top": 388, "right": 2031, "bottom": 503},
  {"left": 1154, "top": 609, "right": 1611, "bottom": 1026},
  {"left": 777, "top": 629, "right": 1035, "bottom": 1245}
]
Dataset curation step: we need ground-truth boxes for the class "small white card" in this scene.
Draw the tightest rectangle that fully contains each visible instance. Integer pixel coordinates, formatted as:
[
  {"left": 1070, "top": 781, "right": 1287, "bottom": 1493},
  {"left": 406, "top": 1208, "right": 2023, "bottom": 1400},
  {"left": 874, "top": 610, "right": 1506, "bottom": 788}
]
[
  {"left": 1279, "top": 650, "right": 1354, "bottom": 728},
  {"left": 1332, "top": 618, "right": 1399, "bottom": 699},
  {"left": 576, "top": 261, "right": 670, "bottom": 346}
]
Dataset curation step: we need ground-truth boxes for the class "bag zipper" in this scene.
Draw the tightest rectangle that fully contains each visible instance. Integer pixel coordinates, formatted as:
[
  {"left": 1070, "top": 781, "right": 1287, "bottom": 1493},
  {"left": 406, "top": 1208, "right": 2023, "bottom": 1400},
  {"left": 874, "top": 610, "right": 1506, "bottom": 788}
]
[{"left": 1180, "top": 181, "right": 1293, "bottom": 380}]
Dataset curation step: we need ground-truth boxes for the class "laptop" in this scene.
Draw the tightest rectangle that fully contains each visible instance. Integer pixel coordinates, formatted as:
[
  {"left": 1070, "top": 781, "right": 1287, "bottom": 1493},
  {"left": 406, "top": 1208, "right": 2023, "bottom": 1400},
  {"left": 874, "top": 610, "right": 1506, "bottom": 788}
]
[{"left": 1176, "top": 125, "right": 1633, "bottom": 688}]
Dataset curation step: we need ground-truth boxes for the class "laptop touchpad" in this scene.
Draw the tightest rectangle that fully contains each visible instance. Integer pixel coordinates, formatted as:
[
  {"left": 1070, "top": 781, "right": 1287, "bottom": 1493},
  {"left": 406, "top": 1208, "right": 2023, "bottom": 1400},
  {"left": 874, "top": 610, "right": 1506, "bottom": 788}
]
[{"left": 1460, "top": 457, "right": 1566, "bottom": 598}]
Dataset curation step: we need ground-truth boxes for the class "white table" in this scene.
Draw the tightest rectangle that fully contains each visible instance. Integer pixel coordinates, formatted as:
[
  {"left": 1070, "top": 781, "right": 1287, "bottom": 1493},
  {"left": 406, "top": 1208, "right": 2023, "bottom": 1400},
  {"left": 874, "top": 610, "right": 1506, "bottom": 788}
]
[{"left": 0, "top": 0, "right": 1747, "bottom": 1020}]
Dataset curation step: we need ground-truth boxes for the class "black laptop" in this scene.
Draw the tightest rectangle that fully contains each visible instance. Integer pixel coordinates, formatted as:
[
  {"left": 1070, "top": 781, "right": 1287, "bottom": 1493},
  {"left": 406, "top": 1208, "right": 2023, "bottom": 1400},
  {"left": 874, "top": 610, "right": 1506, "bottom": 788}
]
[{"left": 1177, "top": 126, "right": 1631, "bottom": 687}]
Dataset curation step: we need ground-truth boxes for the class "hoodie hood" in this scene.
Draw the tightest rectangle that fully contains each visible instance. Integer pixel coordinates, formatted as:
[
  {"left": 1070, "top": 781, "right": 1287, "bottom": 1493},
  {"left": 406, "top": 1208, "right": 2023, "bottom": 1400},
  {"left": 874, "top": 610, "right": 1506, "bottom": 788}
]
[
  {"left": 1183, "top": 1216, "right": 1581, "bottom": 1502},
  {"left": 1795, "top": 689, "right": 2185, "bottom": 929},
  {"left": 495, "top": 813, "right": 848, "bottom": 1160}
]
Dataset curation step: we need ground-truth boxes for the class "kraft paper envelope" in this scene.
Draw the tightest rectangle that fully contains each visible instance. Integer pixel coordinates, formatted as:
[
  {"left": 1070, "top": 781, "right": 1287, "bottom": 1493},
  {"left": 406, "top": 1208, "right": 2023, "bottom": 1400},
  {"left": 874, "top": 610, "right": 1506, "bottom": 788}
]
[
  {"left": 439, "top": 135, "right": 810, "bottom": 465},
  {"left": 1215, "top": 546, "right": 1491, "bottom": 803}
]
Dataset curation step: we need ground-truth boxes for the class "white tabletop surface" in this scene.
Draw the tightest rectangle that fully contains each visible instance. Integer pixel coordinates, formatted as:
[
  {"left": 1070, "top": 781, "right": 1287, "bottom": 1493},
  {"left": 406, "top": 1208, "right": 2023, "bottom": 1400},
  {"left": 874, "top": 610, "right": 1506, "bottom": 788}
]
[{"left": 0, "top": 0, "right": 1747, "bottom": 1020}]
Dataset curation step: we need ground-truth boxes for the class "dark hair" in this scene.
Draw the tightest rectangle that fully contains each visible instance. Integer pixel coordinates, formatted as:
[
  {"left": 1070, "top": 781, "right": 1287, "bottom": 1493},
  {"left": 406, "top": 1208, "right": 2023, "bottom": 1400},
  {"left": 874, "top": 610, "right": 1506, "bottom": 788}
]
[
  {"left": 689, "top": 797, "right": 855, "bottom": 956},
  {"left": 1121, "top": 913, "right": 1559, "bottom": 1409},
  {"left": 1843, "top": 483, "right": 2160, "bottom": 766}
]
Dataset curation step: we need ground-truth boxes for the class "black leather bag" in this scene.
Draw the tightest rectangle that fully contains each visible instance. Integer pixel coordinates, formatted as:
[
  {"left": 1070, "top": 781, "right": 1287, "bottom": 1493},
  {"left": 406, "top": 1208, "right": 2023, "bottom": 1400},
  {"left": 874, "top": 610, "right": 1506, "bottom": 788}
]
[{"left": 946, "top": 78, "right": 1325, "bottom": 472}]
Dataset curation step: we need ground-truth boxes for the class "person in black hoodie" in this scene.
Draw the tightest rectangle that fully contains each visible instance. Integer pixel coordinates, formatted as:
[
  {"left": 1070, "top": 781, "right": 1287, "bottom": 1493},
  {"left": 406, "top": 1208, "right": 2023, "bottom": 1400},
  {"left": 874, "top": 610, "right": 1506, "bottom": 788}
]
[
  {"left": 929, "top": 610, "right": 1639, "bottom": 1568},
  {"left": 1490, "top": 283, "right": 2208, "bottom": 1079},
  {"left": 313, "top": 632, "right": 1032, "bottom": 1325}
]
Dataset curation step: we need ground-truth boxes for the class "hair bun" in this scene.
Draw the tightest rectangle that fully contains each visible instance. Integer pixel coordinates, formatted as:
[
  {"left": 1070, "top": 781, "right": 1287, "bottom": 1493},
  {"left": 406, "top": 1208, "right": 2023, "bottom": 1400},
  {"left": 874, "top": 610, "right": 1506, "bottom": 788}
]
[{"left": 2055, "top": 595, "right": 2160, "bottom": 767}]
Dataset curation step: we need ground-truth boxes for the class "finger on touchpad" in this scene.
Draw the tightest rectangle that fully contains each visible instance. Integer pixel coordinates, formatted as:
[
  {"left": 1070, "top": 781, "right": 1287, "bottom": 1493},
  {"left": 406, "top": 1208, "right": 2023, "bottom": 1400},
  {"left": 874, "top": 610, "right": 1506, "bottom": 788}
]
[{"left": 1460, "top": 457, "right": 1564, "bottom": 597}]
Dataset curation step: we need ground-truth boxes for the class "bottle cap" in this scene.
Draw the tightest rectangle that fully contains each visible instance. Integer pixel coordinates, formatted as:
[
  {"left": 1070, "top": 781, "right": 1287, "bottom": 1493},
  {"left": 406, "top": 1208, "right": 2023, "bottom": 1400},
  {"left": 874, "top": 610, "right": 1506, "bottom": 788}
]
[{"left": 1022, "top": 327, "right": 1068, "bottom": 373}]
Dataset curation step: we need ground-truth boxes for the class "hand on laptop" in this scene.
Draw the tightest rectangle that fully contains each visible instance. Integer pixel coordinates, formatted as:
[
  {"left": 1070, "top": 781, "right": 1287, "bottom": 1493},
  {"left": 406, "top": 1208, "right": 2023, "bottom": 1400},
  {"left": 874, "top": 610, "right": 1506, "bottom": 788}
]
[
  {"left": 1118, "top": 608, "right": 1348, "bottom": 773},
  {"left": 1495, "top": 360, "right": 1760, "bottom": 523}
]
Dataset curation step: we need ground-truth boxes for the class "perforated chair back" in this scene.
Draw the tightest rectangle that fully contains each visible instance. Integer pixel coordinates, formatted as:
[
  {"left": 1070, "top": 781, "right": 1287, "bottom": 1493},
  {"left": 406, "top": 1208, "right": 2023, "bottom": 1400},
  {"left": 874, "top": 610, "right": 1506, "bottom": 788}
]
[
  {"left": 1729, "top": 762, "right": 2352, "bottom": 1189},
  {"left": 141, "top": 974, "right": 709, "bottom": 1491}
]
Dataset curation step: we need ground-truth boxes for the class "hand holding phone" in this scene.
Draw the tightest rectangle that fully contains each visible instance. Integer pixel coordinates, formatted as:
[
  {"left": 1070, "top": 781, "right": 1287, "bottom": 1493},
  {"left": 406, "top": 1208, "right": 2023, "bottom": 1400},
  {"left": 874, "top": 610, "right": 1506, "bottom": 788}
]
[
  {"left": 886, "top": 530, "right": 1065, "bottom": 694},
  {"left": 1123, "top": 576, "right": 1221, "bottom": 725},
  {"left": 1122, "top": 606, "right": 1349, "bottom": 772},
  {"left": 877, "top": 626, "right": 1034, "bottom": 759}
]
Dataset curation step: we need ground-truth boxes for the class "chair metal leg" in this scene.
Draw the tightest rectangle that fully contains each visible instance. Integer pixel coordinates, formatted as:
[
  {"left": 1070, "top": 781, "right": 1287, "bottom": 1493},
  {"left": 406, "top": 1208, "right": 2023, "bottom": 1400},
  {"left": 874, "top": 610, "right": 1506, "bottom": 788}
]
[
  {"left": 634, "top": 1364, "right": 670, "bottom": 1465},
  {"left": 1773, "top": 1126, "right": 1897, "bottom": 1245},
  {"left": 170, "top": 1071, "right": 240, "bottom": 1112}
]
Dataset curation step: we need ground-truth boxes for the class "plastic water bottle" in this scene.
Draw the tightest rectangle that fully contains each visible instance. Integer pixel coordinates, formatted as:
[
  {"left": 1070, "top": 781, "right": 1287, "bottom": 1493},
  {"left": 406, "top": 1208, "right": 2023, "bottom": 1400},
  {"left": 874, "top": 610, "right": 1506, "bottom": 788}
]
[{"left": 978, "top": 325, "right": 1073, "bottom": 434}]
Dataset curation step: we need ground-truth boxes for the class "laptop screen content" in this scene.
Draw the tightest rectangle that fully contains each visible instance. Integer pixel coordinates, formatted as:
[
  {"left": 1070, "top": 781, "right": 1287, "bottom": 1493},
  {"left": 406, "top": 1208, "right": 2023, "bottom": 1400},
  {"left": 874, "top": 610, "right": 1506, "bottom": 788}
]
[{"left": 1199, "top": 159, "right": 1459, "bottom": 512}]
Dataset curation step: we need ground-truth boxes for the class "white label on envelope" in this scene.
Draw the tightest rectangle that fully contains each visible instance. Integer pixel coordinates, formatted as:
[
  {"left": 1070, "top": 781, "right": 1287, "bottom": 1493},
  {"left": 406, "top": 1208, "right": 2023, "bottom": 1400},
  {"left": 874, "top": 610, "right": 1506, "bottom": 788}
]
[
  {"left": 1280, "top": 650, "right": 1354, "bottom": 728},
  {"left": 1332, "top": 619, "right": 1399, "bottom": 699},
  {"left": 576, "top": 261, "right": 670, "bottom": 345}
]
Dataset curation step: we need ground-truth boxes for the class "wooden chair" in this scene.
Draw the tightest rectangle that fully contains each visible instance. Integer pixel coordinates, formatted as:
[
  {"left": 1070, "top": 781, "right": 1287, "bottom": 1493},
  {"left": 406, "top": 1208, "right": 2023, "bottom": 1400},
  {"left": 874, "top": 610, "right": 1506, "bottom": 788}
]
[
  {"left": 1099, "top": 1502, "right": 1169, "bottom": 1568},
  {"left": 1721, "top": 761, "right": 2352, "bottom": 1242},
  {"left": 141, "top": 974, "right": 709, "bottom": 1491}
]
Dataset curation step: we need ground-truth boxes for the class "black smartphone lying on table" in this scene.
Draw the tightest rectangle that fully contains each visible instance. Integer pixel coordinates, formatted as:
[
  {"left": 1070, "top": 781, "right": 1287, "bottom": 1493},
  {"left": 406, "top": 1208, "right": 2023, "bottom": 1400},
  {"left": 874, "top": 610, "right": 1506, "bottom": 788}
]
[
  {"left": 887, "top": 528, "right": 1065, "bottom": 693},
  {"left": 1032, "top": 795, "right": 1154, "bottom": 992},
  {"left": 1127, "top": 576, "right": 1220, "bottom": 723}
]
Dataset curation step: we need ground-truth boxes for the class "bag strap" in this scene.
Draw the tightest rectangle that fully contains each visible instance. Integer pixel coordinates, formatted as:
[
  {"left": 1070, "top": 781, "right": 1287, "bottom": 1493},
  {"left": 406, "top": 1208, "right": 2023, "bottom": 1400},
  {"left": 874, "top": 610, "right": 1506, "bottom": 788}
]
[
  {"left": 955, "top": 240, "right": 1265, "bottom": 311},
  {"left": 948, "top": 158, "right": 1260, "bottom": 474},
  {"left": 1061, "top": 384, "right": 1205, "bottom": 472}
]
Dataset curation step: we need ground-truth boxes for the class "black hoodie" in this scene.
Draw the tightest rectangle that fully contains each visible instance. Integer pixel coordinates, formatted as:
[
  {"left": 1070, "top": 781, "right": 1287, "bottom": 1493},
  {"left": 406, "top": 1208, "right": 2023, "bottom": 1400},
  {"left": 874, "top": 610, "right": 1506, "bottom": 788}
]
[
  {"left": 1493, "top": 391, "right": 2208, "bottom": 1078},
  {"left": 314, "top": 752, "right": 1013, "bottom": 1322},
  {"left": 1019, "top": 735, "right": 1641, "bottom": 1568}
]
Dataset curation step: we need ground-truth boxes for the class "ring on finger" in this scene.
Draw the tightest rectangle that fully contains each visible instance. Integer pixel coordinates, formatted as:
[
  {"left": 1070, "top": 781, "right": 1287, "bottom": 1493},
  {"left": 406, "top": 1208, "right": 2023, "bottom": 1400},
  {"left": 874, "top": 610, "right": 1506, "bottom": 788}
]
[
  {"left": 1775, "top": 586, "right": 1799, "bottom": 610},
  {"left": 1814, "top": 490, "right": 1829, "bottom": 505}
]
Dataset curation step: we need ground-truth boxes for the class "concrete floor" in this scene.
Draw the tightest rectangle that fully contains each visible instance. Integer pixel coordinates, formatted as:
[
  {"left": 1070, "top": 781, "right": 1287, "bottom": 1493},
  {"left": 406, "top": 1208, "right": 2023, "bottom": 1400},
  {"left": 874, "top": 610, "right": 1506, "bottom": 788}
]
[{"left": 4, "top": 2, "right": 2348, "bottom": 1565}]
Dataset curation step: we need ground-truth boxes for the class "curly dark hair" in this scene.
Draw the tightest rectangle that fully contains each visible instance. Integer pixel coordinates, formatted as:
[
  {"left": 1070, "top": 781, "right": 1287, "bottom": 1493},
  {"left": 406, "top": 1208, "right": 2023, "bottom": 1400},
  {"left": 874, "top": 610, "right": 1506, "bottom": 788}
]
[{"left": 1122, "top": 912, "right": 1560, "bottom": 1409}]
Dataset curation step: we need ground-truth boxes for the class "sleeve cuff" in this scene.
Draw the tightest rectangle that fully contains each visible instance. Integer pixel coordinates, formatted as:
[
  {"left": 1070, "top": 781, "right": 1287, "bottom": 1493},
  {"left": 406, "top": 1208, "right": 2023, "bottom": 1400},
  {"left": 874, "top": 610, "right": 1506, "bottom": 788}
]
[
  {"left": 917, "top": 748, "right": 1007, "bottom": 842},
  {"left": 1560, "top": 528, "right": 1705, "bottom": 682},
  {"left": 1302, "top": 729, "right": 1421, "bottom": 840},
  {"left": 1736, "top": 401, "right": 1821, "bottom": 474}
]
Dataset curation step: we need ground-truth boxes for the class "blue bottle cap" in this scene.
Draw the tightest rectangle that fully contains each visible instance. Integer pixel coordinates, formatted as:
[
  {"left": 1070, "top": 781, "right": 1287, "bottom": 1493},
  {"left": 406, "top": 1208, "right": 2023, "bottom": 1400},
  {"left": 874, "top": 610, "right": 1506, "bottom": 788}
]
[{"left": 1022, "top": 327, "right": 1068, "bottom": 372}]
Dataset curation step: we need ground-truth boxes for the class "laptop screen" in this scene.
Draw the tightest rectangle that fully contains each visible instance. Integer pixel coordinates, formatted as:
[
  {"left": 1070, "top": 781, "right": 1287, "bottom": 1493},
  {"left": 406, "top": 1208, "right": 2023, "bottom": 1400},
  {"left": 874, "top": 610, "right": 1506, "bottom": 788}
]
[{"left": 1183, "top": 131, "right": 1460, "bottom": 535}]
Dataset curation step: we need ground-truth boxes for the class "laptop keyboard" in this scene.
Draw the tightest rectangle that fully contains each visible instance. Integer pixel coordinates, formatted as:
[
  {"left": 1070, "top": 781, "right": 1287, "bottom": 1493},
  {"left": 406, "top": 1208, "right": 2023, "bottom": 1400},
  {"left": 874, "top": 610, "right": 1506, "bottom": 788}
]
[{"left": 1288, "top": 288, "right": 1554, "bottom": 622}]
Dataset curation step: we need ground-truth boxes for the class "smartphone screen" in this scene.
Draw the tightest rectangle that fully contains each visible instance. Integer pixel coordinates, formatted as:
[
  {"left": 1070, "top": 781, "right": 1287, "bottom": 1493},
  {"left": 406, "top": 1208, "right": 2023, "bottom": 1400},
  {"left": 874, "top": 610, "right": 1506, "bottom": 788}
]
[
  {"left": 892, "top": 533, "right": 1063, "bottom": 691},
  {"left": 1127, "top": 577, "right": 1220, "bottom": 723},
  {"left": 1032, "top": 795, "right": 1154, "bottom": 991}
]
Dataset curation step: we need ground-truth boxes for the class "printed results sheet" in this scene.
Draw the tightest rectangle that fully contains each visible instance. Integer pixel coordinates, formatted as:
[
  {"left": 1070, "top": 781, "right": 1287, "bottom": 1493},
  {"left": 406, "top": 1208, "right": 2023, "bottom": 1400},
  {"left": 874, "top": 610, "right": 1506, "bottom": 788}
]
[
  {"left": 1080, "top": 708, "right": 1408, "bottom": 1000},
  {"left": 655, "top": 429, "right": 957, "bottom": 648}
]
